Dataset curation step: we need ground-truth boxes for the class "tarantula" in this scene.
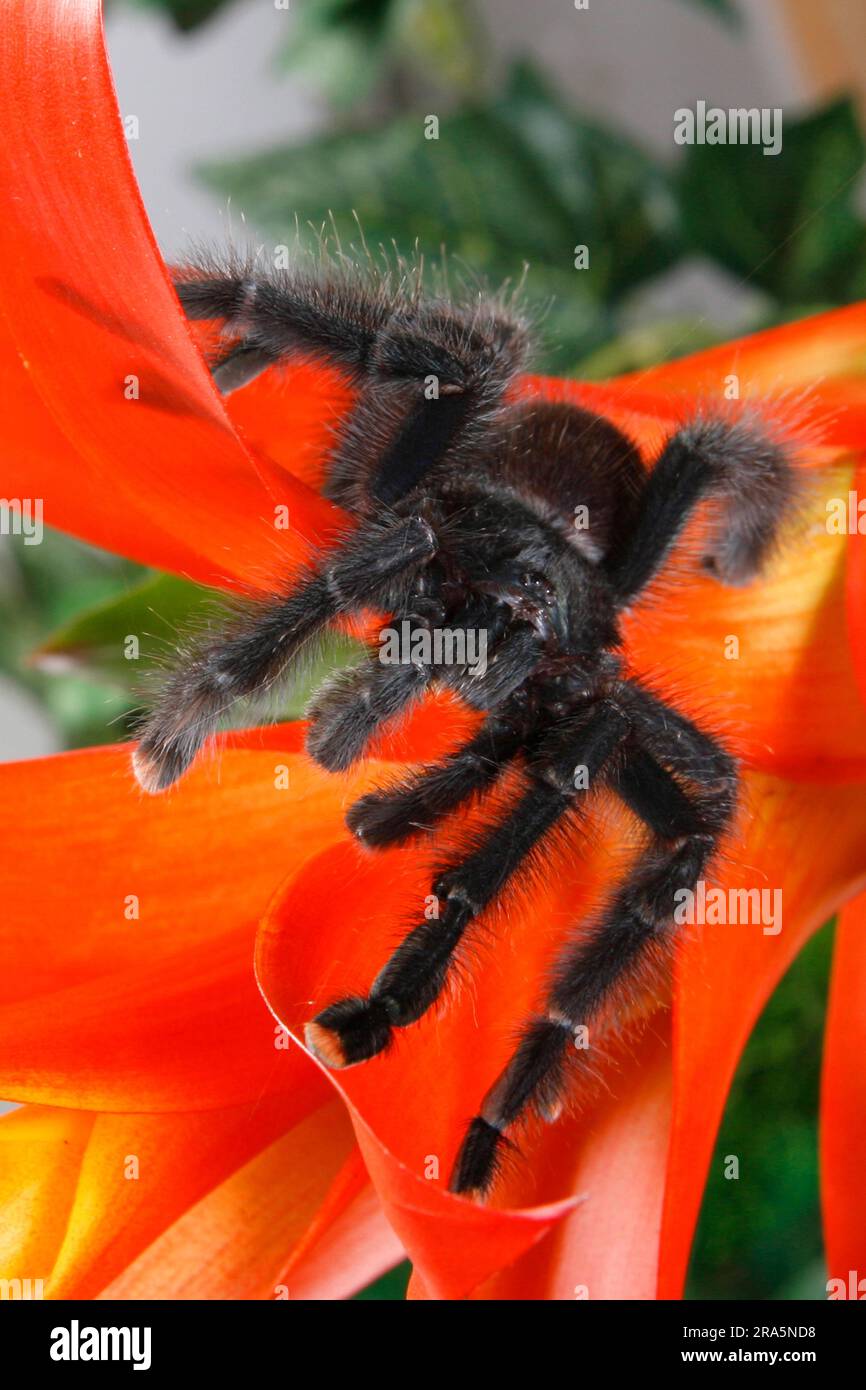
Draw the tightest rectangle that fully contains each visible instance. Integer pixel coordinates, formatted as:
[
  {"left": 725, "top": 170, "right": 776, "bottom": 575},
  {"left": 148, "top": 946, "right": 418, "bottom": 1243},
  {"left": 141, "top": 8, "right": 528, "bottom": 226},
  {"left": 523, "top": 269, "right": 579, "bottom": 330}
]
[{"left": 133, "top": 253, "right": 795, "bottom": 1198}]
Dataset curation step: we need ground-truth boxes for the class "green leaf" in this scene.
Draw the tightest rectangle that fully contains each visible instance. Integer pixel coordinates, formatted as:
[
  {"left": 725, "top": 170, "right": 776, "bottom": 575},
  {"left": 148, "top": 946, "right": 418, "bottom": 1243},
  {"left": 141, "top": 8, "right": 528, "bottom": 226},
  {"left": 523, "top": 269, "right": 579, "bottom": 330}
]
[
  {"left": 277, "top": 0, "right": 487, "bottom": 107},
  {"left": 30, "top": 571, "right": 364, "bottom": 719},
  {"left": 354, "top": 1260, "right": 412, "bottom": 1299},
  {"left": 573, "top": 317, "right": 726, "bottom": 380},
  {"left": 392, "top": 0, "right": 487, "bottom": 99},
  {"left": 499, "top": 64, "right": 681, "bottom": 300},
  {"left": 680, "top": 99, "right": 866, "bottom": 304},
  {"left": 30, "top": 574, "right": 213, "bottom": 685},
  {"left": 677, "top": 0, "right": 740, "bottom": 22},
  {"left": 199, "top": 62, "right": 680, "bottom": 371},
  {"left": 277, "top": 0, "right": 396, "bottom": 107}
]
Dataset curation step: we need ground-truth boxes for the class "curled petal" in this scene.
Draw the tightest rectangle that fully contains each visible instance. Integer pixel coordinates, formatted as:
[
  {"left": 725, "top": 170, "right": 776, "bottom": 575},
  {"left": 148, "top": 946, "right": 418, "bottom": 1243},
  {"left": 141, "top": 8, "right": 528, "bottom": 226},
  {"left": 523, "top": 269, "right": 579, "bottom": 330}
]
[
  {"left": 0, "top": 1101, "right": 400, "bottom": 1300},
  {"left": 98, "top": 1102, "right": 401, "bottom": 1300},
  {"left": 258, "top": 770, "right": 866, "bottom": 1299},
  {"left": 256, "top": 808, "right": 647, "bottom": 1299},
  {"left": 0, "top": 0, "right": 338, "bottom": 590}
]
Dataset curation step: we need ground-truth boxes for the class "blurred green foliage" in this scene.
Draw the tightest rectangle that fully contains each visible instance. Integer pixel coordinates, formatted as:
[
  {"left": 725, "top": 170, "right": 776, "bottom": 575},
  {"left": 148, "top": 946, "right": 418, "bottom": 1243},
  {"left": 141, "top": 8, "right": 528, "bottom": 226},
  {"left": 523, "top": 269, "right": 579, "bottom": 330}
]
[
  {"left": 688, "top": 924, "right": 834, "bottom": 1301},
  {"left": 0, "top": 529, "right": 142, "bottom": 749},
  {"left": 127, "top": 0, "right": 232, "bottom": 32},
  {"left": 33, "top": 571, "right": 216, "bottom": 688},
  {"left": 3, "top": 543, "right": 362, "bottom": 735},
  {"left": 7, "top": 0, "right": 861, "bottom": 1300},
  {"left": 276, "top": 0, "right": 487, "bottom": 107},
  {"left": 681, "top": 100, "right": 866, "bottom": 305},
  {"left": 682, "top": 0, "right": 740, "bottom": 23},
  {"left": 200, "top": 66, "right": 866, "bottom": 378},
  {"left": 201, "top": 61, "right": 683, "bottom": 372}
]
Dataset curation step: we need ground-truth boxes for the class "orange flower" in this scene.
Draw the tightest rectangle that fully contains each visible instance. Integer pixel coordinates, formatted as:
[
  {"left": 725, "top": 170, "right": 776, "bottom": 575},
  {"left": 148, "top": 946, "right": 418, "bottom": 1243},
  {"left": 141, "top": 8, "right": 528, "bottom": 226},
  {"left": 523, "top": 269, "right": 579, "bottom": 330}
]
[{"left": 1, "top": 0, "right": 865, "bottom": 1300}]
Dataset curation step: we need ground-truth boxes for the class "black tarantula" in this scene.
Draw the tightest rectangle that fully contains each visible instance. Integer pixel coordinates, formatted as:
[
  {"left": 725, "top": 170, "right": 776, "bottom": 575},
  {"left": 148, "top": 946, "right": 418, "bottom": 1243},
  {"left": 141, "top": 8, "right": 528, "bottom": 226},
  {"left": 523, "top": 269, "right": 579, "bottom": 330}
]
[{"left": 133, "top": 252, "right": 795, "bottom": 1198}]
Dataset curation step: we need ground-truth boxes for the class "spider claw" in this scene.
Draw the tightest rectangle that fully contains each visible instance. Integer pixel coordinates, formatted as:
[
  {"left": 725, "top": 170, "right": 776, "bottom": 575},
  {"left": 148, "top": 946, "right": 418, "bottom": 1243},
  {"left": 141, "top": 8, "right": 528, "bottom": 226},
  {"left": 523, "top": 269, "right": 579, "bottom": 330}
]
[
  {"left": 449, "top": 1117, "right": 502, "bottom": 1197},
  {"left": 131, "top": 745, "right": 168, "bottom": 795},
  {"left": 537, "top": 1098, "right": 564, "bottom": 1124},
  {"left": 304, "top": 995, "right": 393, "bottom": 1068},
  {"left": 131, "top": 738, "right": 197, "bottom": 795},
  {"left": 345, "top": 792, "right": 409, "bottom": 848},
  {"left": 303, "top": 1020, "right": 354, "bottom": 1069}
]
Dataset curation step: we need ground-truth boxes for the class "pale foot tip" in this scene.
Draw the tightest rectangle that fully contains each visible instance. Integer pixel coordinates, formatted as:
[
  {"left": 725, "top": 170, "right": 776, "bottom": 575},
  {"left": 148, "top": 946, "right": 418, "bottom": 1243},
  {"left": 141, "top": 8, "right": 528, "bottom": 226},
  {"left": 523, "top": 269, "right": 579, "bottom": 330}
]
[
  {"left": 304, "top": 1019, "right": 350, "bottom": 1069},
  {"left": 131, "top": 745, "right": 167, "bottom": 795}
]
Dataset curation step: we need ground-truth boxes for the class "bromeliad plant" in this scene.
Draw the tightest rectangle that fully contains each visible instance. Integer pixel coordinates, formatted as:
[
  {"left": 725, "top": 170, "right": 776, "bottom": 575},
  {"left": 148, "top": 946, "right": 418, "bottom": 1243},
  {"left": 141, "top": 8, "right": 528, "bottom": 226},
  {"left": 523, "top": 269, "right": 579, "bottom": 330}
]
[{"left": 1, "top": 0, "right": 866, "bottom": 1300}]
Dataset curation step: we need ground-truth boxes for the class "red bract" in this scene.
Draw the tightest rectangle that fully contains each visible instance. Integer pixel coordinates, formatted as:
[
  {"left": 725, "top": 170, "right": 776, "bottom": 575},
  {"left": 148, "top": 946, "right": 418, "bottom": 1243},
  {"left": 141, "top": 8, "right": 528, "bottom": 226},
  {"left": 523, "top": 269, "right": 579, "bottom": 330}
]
[{"left": 1, "top": 0, "right": 865, "bottom": 1300}]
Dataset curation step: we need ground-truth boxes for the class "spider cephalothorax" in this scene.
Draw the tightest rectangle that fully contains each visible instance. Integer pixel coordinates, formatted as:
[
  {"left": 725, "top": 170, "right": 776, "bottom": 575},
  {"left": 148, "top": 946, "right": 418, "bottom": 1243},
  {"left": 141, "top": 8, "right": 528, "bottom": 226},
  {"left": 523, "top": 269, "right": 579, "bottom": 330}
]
[{"left": 133, "top": 252, "right": 797, "bottom": 1197}]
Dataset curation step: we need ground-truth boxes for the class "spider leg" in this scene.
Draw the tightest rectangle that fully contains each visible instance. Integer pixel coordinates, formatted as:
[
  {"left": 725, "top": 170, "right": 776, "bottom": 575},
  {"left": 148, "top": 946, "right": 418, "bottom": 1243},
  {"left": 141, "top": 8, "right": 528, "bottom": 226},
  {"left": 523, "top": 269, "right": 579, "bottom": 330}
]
[
  {"left": 211, "top": 343, "right": 278, "bottom": 395},
  {"left": 346, "top": 699, "right": 529, "bottom": 847},
  {"left": 175, "top": 270, "right": 389, "bottom": 372},
  {"left": 174, "top": 263, "right": 528, "bottom": 507},
  {"left": 132, "top": 514, "right": 436, "bottom": 793},
  {"left": 450, "top": 705, "right": 737, "bottom": 1196},
  {"left": 307, "top": 575, "right": 542, "bottom": 772},
  {"left": 605, "top": 416, "right": 796, "bottom": 604},
  {"left": 616, "top": 679, "right": 737, "bottom": 794},
  {"left": 306, "top": 654, "right": 433, "bottom": 773},
  {"left": 304, "top": 700, "right": 630, "bottom": 1069}
]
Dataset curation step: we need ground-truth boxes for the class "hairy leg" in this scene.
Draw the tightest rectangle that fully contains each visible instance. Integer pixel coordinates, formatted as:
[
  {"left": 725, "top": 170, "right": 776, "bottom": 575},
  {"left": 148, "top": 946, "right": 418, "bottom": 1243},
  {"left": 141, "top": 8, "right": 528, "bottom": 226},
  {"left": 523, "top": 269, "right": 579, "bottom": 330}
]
[
  {"left": 450, "top": 701, "right": 737, "bottom": 1195},
  {"left": 346, "top": 699, "right": 531, "bottom": 847},
  {"left": 305, "top": 699, "right": 631, "bottom": 1068},
  {"left": 133, "top": 513, "right": 436, "bottom": 793},
  {"left": 605, "top": 415, "right": 796, "bottom": 603},
  {"left": 175, "top": 261, "right": 528, "bottom": 508}
]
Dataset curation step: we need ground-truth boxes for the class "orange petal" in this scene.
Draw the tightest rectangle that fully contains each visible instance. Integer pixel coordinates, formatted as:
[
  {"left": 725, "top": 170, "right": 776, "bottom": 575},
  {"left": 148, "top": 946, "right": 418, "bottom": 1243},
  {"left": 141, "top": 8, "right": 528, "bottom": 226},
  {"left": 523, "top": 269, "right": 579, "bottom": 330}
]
[
  {"left": 620, "top": 484, "right": 866, "bottom": 780},
  {"left": 0, "top": 1099, "right": 400, "bottom": 1300},
  {"left": 0, "top": 728, "right": 401, "bottom": 1111},
  {"left": 259, "top": 767, "right": 866, "bottom": 1300},
  {"left": 658, "top": 774, "right": 866, "bottom": 1298},
  {"left": 223, "top": 360, "right": 354, "bottom": 498},
  {"left": 553, "top": 301, "right": 866, "bottom": 448},
  {"left": 97, "top": 1101, "right": 401, "bottom": 1300},
  {"left": 256, "top": 805, "right": 650, "bottom": 1299},
  {"left": 0, "top": 0, "right": 338, "bottom": 589},
  {"left": 0, "top": 1106, "right": 94, "bottom": 1291},
  {"left": 845, "top": 453, "right": 866, "bottom": 711},
  {"left": 467, "top": 1025, "right": 672, "bottom": 1300},
  {"left": 821, "top": 892, "right": 866, "bottom": 1291},
  {"left": 1, "top": 1092, "right": 305, "bottom": 1297}
]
